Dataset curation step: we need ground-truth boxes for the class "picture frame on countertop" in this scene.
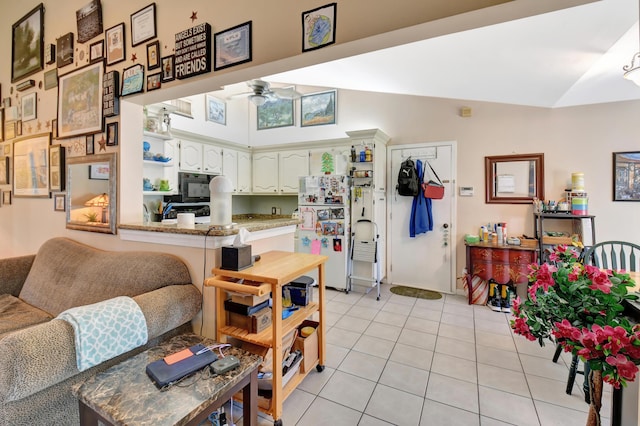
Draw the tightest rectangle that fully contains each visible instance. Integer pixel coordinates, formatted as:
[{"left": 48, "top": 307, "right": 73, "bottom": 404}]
[
  {"left": 131, "top": 3, "right": 157, "bottom": 47},
  {"left": 56, "top": 32, "right": 74, "bottom": 68},
  {"left": 301, "top": 3, "right": 337, "bottom": 52},
  {"left": 13, "top": 133, "right": 50, "bottom": 198},
  {"left": 160, "top": 55, "right": 175, "bottom": 82},
  {"left": 106, "top": 122, "right": 118, "bottom": 146},
  {"left": 21, "top": 92, "right": 37, "bottom": 122},
  {"left": 57, "top": 61, "right": 103, "bottom": 138},
  {"left": 105, "top": 22, "right": 125, "bottom": 66},
  {"left": 613, "top": 151, "right": 640, "bottom": 201},
  {"left": 89, "top": 40, "right": 104, "bottom": 64},
  {"left": 205, "top": 94, "right": 226, "bottom": 125},
  {"left": 11, "top": 3, "right": 44, "bottom": 83},
  {"left": 146, "top": 72, "right": 161, "bottom": 91},
  {"left": 86, "top": 134, "right": 94, "bottom": 155},
  {"left": 3, "top": 190, "right": 12, "bottom": 205},
  {"left": 0, "top": 156, "right": 9, "bottom": 185},
  {"left": 54, "top": 193, "right": 66, "bottom": 211},
  {"left": 49, "top": 144, "right": 65, "bottom": 192},
  {"left": 76, "top": 0, "right": 103, "bottom": 44},
  {"left": 146, "top": 40, "right": 160, "bottom": 70},
  {"left": 301, "top": 90, "right": 336, "bottom": 127},
  {"left": 214, "top": 21, "right": 252, "bottom": 71},
  {"left": 121, "top": 64, "right": 144, "bottom": 96},
  {"left": 44, "top": 69, "right": 58, "bottom": 90}
]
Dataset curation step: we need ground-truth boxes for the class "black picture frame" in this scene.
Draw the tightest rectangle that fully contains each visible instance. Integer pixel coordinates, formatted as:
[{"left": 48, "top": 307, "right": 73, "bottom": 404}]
[
  {"left": 214, "top": 21, "right": 252, "bottom": 71},
  {"left": 130, "top": 3, "right": 157, "bottom": 47},
  {"left": 76, "top": 0, "right": 103, "bottom": 44},
  {"left": 121, "top": 64, "right": 144, "bottom": 97},
  {"left": 301, "top": 90, "right": 337, "bottom": 127},
  {"left": 11, "top": 3, "right": 45, "bottom": 83},
  {"left": 301, "top": 3, "right": 337, "bottom": 52},
  {"left": 57, "top": 32, "right": 74, "bottom": 68},
  {"left": 86, "top": 134, "right": 94, "bottom": 154},
  {"left": 105, "top": 22, "right": 125, "bottom": 66},
  {"left": 89, "top": 40, "right": 104, "bottom": 64},
  {"left": 146, "top": 40, "right": 160, "bottom": 70},
  {"left": 160, "top": 55, "right": 175, "bottom": 82},
  {"left": 106, "top": 122, "right": 118, "bottom": 146},
  {"left": 613, "top": 151, "right": 640, "bottom": 201},
  {"left": 146, "top": 73, "right": 161, "bottom": 91},
  {"left": 49, "top": 144, "right": 65, "bottom": 192}
]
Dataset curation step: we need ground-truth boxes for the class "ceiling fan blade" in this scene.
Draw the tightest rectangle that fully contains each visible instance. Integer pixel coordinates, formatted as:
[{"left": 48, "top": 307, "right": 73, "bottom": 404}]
[
  {"left": 271, "top": 87, "right": 301, "bottom": 99},
  {"left": 227, "top": 91, "right": 253, "bottom": 100}
]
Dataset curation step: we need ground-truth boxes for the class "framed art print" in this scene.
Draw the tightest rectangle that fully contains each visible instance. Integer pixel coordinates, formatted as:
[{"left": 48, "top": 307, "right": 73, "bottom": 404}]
[
  {"left": 301, "top": 90, "right": 336, "bottom": 126},
  {"left": 214, "top": 21, "right": 252, "bottom": 71},
  {"left": 257, "top": 98, "right": 294, "bottom": 130},
  {"left": 13, "top": 133, "right": 50, "bottom": 198},
  {"left": 206, "top": 94, "right": 226, "bottom": 125},
  {"left": 106, "top": 122, "right": 118, "bottom": 146},
  {"left": 147, "top": 40, "right": 160, "bottom": 70},
  {"left": 302, "top": 3, "right": 337, "bottom": 52},
  {"left": 49, "top": 144, "right": 65, "bottom": 192},
  {"left": 613, "top": 151, "right": 640, "bottom": 201},
  {"left": 58, "top": 62, "right": 103, "bottom": 138},
  {"left": 121, "top": 64, "right": 144, "bottom": 96},
  {"left": 56, "top": 32, "right": 74, "bottom": 68},
  {"left": 44, "top": 69, "right": 58, "bottom": 90},
  {"left": 105, "top": 23, "right": 125, "bottom": 66},
  {"left": 11, "top": 4, "right": 44, "bottom": 82},
  {"left": 131, "top": 3, "right": 157, "bottom": 47},
  {"left": 3, "top": 190, "right": 12, "bottom": 205},
  {"left": 76, "top": 0, "right": 103, "bottom": 44},
  {"left": 86, "top": 134, "right": 94, "bottom": 154},
  {"left": 21, "top": 92, "right": 37, "bottom": 122},
  {"left": 54, "top": 193, "right": 66, "bottom": 211},
  {"left": 0, "top": 157, "right": 9, "bottom": 185},
  {"left": 90, "top": 40, "right": 104, "bottom": 63},
  {"left": 161, "top": 55, "right": 175, "bottom": 82},
  {"left": 147, "top": 73, "right": 161, "bottom": 91}
]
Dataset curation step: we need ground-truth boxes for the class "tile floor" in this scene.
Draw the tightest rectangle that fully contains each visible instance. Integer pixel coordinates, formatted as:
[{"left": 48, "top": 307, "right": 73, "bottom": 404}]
[{"left": 232, "top": 284, "right": 612, "bottom": 426}]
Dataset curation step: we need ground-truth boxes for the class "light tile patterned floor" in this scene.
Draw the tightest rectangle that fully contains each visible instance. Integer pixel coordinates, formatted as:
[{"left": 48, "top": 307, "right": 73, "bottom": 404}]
[{"left": 230, "top": 285, "right": 612, "bottom": 426}]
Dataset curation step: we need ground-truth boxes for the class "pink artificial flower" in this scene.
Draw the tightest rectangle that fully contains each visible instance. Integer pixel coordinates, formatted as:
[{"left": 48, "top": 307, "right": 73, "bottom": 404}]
[
  {"left": 512, "top": 297, "right": 522, "bottom": 316},
  {"left": 512, "top": 317, "right": 536, "bottom": 341},
  {"left": 606, "top": 354, "right": 639, "bottom": 381},
  {"left": 568, "top": 264, "right": 582, "bottom": 282}
]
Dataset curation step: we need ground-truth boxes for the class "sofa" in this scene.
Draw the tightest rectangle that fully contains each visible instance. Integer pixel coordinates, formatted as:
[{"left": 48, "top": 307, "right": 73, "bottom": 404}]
[{"left": 0, "top": 237, "right": 202, "bottom": 425}]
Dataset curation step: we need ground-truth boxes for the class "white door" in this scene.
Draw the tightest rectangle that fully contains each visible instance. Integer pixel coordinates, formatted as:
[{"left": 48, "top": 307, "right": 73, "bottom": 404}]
[{"left": 387, "top": 142, "right": 456, "bottom": 293}]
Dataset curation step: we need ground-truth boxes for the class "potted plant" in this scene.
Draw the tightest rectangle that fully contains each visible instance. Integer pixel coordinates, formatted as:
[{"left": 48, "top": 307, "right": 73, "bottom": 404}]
[{"left": 511, "top": 245, "right": 640, "bottom": 426}]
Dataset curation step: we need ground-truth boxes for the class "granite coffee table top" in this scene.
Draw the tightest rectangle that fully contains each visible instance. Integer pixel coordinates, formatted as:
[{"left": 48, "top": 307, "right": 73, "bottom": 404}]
[{"left": 73, "top": 333, "right": 262, "bottom": 425}]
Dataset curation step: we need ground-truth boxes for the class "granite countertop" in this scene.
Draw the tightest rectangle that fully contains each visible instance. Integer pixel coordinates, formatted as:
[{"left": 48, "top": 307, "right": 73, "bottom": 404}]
[
  {"left": 119, "top": 214, "right": 301, "bottom": 237},
  {"left": 73, "top": 333, "right": 262, "bottom": 425}
]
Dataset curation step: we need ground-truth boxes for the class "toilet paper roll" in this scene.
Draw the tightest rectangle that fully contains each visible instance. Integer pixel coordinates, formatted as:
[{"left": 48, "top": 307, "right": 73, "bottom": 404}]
[{"left": 177, "top": 213, "right": 196, "bottom": 228}]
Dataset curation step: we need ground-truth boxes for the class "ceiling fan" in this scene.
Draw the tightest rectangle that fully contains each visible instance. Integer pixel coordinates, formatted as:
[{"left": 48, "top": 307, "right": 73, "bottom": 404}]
[{"left": 228, "top": 79, "right": 302, "bottom": 106}]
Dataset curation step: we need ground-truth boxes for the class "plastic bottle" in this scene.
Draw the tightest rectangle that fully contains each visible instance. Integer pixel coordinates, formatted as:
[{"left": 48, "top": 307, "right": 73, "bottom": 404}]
[
  {"left": 350, "top": 145, "right": 356, "bottom": 162},
  {"left": 360, "top": 150, "right": 365, "bottom": 162},
  {"left": 365, "top": 146, "right": 372, "bottom": 162}
]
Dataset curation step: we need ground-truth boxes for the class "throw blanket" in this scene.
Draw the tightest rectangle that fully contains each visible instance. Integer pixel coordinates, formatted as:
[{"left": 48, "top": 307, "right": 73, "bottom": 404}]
[{"left": 57, "top": 296, "right": 148, "bottom": 371}]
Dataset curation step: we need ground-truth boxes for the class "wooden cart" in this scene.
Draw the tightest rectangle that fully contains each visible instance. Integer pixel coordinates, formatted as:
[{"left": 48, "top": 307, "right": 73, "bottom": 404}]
[{"left": 204, "top": 251, "right": 328, "bottom": 426}]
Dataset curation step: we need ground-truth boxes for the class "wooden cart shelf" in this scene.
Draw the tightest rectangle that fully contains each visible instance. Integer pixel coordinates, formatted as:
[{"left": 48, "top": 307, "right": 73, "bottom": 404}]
[{"left": 204, "top": 251, "right": 328, "bottom": 426}]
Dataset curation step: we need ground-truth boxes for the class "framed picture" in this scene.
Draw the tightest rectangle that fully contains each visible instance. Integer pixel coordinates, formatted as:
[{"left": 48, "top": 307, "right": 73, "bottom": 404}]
[
  {"left": 214, "top": 21, "right": 252, "bottom": 71},
  {"left": 49, "top": 144, "right": 65, "bottom": 192},
  {"left": 13, "top": 133, "right": 50, "bottom": 198},
  {"left": 56, "top": 32, "right": 74, "bottom": 68},
  {"left": 302, "top": 3, "right": 337, "bottom": 52},
  {"left": 257, "top": 98, "right": 294, "bottom": 130},
  {"left": 0, "top": 157, "right": 9, "bottom": 184},
  {"left": 2, "top": 98, "right": 10, "bottom": 108},
  {"left": 21, "top": 92, "right": 37, "bottom": 122},
  {"left": 58, "top": 62, "right": 103, "bottom": 138},
  {"left": 45, "top": 43, "right": 55, "bottom": 65},
  {"left": 11, "top": 4, "right": 44, "bottom": 82},
  {"left": 0, "top": 110, "right": 3, "bottom": 142},
  {"left": 121, "top": 64, "right": 144, "bottom": 96},
  {"left": 105, "top": 23, "right": 125, "bottom": 66},
  {"left": 89, "top": 163, "right": 109, "bottom": 180},
  {"left": 89, "top": 40, "right": 104, "bottom": 63},
  {"left": 17, "top": 121, "right": 22, "bottom": 137},
  {"left": 44, "top": 69, "right": 58, "bottom": 90},
  {"left": 5, "top": 122, "right": 16, "bottom": 140},
  {"left": 147, "top": 73, "right": 161, "bottom": 91},
  {"left": 86, "top": 134, "right": 94, "bottom": 154},
  {"left": 146, "top": 40, "right": 160, "bottom": 70},
  {"left": 106, "top": 122, "right": 118, "bottom": 146},
  {"left": 131, "top": 3, "right": 157, "bottom": 47},
  {"left": 160, "top": 55, "right": 175, "bottom": 82},
  {"left": 51, "top": 119, "right": 58, "bottom": 139},
  {"left": 76, "top": 0, "right": 103, "bottom": 44},
  {"left": 54, "top": 193, "right": 66, "bottom": 211},
  {"left": 613, "top": 151, "right": 640, "bottom": 201},
  {"left": 301, "top": 90, "right": 336, "bottom": 126},
  {"left": 3, "top": 190, "right": 12, "bottom": 205},
  {"left": 206, "top": 94, "right": 226, "bottom": 125}
]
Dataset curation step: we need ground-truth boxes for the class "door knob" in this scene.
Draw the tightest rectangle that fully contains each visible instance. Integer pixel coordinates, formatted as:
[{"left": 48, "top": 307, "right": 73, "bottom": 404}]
[{"left": 443, "top": 223, "right": 449, "bottom": 229}]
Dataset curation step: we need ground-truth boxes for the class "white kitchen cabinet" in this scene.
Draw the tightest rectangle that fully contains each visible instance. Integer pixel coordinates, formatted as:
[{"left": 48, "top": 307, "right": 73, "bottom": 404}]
[
  {"left": 237, "top": 151, "right": 252, "bottom": 193},
  {"left": 279, "top": 150, "right": 309, "bottom": 193},
  {"left": 252, "top": 152, "right": 278, "bottom": 193},
  {"left": 179, "top": 140, "right": 222, "bottom": 174},
  {"left": 222, "top": 148, "right": 239, "bottom": 192},
  {"left": 252, "top": 150, "right": 309, "bottom": 193},
  {"left": 203, "top": 144, "right": 223, "bottom": 174},
  {"left": 222, "top": 147, "right": 252, "bottom": 194}
]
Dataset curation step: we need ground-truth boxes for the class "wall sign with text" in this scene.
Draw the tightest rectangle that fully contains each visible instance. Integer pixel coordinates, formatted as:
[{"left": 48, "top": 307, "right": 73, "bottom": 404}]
[{"left": 174, "top": 23, "right": 211, "bottom": 80}]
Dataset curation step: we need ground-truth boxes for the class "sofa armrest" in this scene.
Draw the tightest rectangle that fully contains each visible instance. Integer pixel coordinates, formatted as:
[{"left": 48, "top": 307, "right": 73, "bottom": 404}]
[
  {"left": 0, "top": 255, "right": 35, "bottom": 297},
  {"left": 0, "top": 284, "right": 201, "bottom": 403}
]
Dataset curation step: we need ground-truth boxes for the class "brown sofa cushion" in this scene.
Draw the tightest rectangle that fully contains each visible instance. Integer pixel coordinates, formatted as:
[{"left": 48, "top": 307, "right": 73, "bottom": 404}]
[
  {"left": 0, "top": 294, "right": 52, "bottom": 338},
  {"left": 19, "top": 238, "right": 193, "bottom": 317}
]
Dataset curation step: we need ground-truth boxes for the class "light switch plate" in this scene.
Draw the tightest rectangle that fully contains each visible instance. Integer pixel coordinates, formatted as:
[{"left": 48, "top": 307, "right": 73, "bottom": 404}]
[{"left": 459, "top": 186, "right": 474, "bottom": 196}]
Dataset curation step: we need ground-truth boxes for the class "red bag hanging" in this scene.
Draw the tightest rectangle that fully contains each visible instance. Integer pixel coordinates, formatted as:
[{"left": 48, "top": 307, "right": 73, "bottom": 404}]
[{"left": 422, "top": 161, "right": 445, "bottom": 199}]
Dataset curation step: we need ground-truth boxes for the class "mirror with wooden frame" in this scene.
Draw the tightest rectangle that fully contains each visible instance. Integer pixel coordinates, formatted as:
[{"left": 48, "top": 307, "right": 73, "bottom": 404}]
[
  {"left": 66, "top": 153, "right": 117, "bottom": 234},
  {"left": 485, "top": 153, "right": 544, "bottom": 204}
]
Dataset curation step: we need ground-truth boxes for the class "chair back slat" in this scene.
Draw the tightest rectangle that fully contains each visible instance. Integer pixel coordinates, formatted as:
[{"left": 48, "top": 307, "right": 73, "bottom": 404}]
[{"left": 583, "top": 241, "right": 640, "bottom": 274}]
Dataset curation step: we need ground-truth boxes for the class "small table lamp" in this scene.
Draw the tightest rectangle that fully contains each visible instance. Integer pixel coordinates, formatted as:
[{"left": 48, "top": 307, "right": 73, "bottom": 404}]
[{"left": 85, "top": 193, "right": 109, "bottom": 223}]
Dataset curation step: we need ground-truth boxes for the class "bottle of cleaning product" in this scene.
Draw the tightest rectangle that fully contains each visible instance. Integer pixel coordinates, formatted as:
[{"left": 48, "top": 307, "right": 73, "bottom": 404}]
[{"left": 350, "top": 145, "right": 356, "bottom": 162}]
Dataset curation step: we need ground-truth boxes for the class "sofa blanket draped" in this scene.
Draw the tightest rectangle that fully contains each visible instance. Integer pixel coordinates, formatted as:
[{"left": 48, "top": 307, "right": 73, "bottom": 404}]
[{"left": 57, "top": 296, "right": 148, "bottom": 371}]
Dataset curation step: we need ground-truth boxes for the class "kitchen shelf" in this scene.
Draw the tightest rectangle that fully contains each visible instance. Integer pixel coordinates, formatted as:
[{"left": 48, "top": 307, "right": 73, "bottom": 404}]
[
  {"left": 143, "top": 159, "right": 174, "bottom": 167},
  {"left": 143, "top": 130, "right": 172, "bottom": 140},
  {"left": 143, "top": 190, "right": 176, "bottom": 196},
  {"left": 533, "top": 212, "right": 596, "bottom": 263}
]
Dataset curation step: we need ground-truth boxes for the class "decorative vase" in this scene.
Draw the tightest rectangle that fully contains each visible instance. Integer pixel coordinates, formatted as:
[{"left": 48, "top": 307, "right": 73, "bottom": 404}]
[{"left": 585, "top": 368, "right": 603, "bottom": 426}]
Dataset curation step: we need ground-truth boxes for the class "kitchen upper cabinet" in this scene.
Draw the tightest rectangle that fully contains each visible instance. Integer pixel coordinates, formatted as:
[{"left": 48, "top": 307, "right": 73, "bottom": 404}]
[
  {"left": 203, "top": 145, "right": 223, "bottom": 174},
  {"left": 179, "top": 140, "right": 222, "bottom": 174},
  {"left": 279, "top": 150, "right": 309, "bottom": 193},
  {"left": 222, "top": 147, "right": 251, "bottom": 194},
  {"left": 252, "top": 150, "right": 309, "bottom": 193},
  {"left": 252, "top": 152, "right": 278, "bottom": 193},
  {"left": 237, "top": 151, "right": 252, "bottom": 193}
]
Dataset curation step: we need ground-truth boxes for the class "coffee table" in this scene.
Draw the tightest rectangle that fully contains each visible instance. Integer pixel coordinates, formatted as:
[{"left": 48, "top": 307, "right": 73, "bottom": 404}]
[{"left": 73, "top": 333, "right": 262, "bottom": 425}]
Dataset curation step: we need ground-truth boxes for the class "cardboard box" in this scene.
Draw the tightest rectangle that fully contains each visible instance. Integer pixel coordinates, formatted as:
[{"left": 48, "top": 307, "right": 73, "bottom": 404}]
[
  {"left": 293, "top": 320, "right": 319, "bottom": 374},
  {"left": 226, "top": 307, "right": 272, "bottom": 333}
]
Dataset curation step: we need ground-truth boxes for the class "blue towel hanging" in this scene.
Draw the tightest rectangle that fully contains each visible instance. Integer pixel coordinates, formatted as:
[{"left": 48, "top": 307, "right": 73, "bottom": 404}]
[{"left": 410, "top": 159, "right": 433, "bottom": 237}]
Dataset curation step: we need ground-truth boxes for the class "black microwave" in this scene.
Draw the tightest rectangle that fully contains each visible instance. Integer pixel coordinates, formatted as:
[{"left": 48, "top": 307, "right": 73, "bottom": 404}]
[{"left": 164, "top": 172, "right": 214, "bottom": 203}]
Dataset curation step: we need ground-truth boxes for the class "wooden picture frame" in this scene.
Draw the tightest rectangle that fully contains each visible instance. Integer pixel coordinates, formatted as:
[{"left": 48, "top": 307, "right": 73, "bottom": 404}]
[
  {"left": 302, "top": 3, "right": 337, "bottom": 52},
  {"left": 76, "top": 0, "right": 103, "bottom": 44},
  {"left": 54, "top": 193, "right": 66, "bottom": 211},
  {"left": 3, "top": 190, "right": 12, "bottom": 205},
  {"left": 257, "top": 98, "right": 294, "bottom": 130},
  {"left": 205, "top": 94, "right": 226, "bottom": 125},
  {"left": 51, "top": 119, "right": 58, "bottom": 139},
  {"left": 106, "top": 122, "right": 118, "bottom": 146},
  {"left": 21, "top": 92, "right": 37, "bottom": 122},
  {"left": 121, "top": 64, "right": 144, "bottom": 96},
  {"left": 0, "top": 157, "right": 9, "bottom": 185},
  {"left": 86, "top": 134, "right": 94, "bottom": 154},
  {"left": 49, "top": 144, "right": 65, "bottom": 192},
  {"left": 131, "top": 3, "right": 157, "bottom": 47},
  {"left": 105, "top": 23, "right": 125, "bottom": 66},
  {"left": 13, "top": 133, "right": 50, "bottom": 198},
  {"left": 301, "top": 90, "right": 336, "bottom": 127},
  {"left": 11, "top": 3, "right": 44, "bottom": 82},
  {"left": 0, "top": 110, "right": 3, "bottom": 142},
  {"left": 146, "top": 40, "right": 160, "bottom": 70},
  {"left": 58, "top": 62, "right": 103, "bottom": 138},
  {"left": 89, "top": 163, "right": 109, "bottom": 180},
  {"left": 90, "top": 40, "right": 104, "bottom": 63},
  {"left": 57, "top": 32, "right": 74, "bottom": 68},
  {"left": 214, "top": 21, "right": 252, "bottom": 71},
  {"left": 146, "top": 73, "right": 161, "bottom": 91},
  {"left": 160, "top": 55, "right": 175, "bottom": 82},
  {"left": 613, "top": 151, "right": 640, "bottom": 201}
]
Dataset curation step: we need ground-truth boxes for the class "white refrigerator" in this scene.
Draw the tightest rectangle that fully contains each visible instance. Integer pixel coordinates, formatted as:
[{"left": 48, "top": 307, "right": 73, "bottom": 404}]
[{"left": 296, "top": 175, "right": 351, "bottom": 291}]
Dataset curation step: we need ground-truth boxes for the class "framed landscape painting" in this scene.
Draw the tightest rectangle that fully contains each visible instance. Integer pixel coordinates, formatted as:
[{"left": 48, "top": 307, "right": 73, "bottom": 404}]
[
  {"left": 301, "top": 90, "right": 336, "bottom": 126},
  {"left": 613, "top": 151, "right": 640, "bottom": 201},
  {"left": 257, "top": 98, "right": 294, "bottom": 130},
  {"left": 11, "top": 4, "right": 44, "bottom": 82},
  {"left": 13, "top": 133, "right": 50, "bottom": 198},
  {"left": 58, "top": 62, "right": 103, "bottom": 138}
]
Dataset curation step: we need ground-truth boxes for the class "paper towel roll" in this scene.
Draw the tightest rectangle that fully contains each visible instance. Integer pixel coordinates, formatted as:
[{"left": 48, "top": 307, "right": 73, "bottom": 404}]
[{"left": 177, "top": 213, "right": 195, "bottom": 228}]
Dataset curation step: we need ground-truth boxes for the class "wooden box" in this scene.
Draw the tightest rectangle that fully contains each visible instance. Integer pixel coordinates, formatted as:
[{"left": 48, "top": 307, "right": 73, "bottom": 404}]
[
  {"left": 519, "top": 238, "right": 538, "bottom": 248},
  {"left": 293, "top": 320, "right": 319, "bottom": 374},
  {"left": 226, "top": 307, "right": 272, "bottom": 333},
  {"left": 230, "top": 292, "right": 270, "bottom": 306},
  {"left": 542, "top": 235, "right": 573, "bottom": 245}
]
